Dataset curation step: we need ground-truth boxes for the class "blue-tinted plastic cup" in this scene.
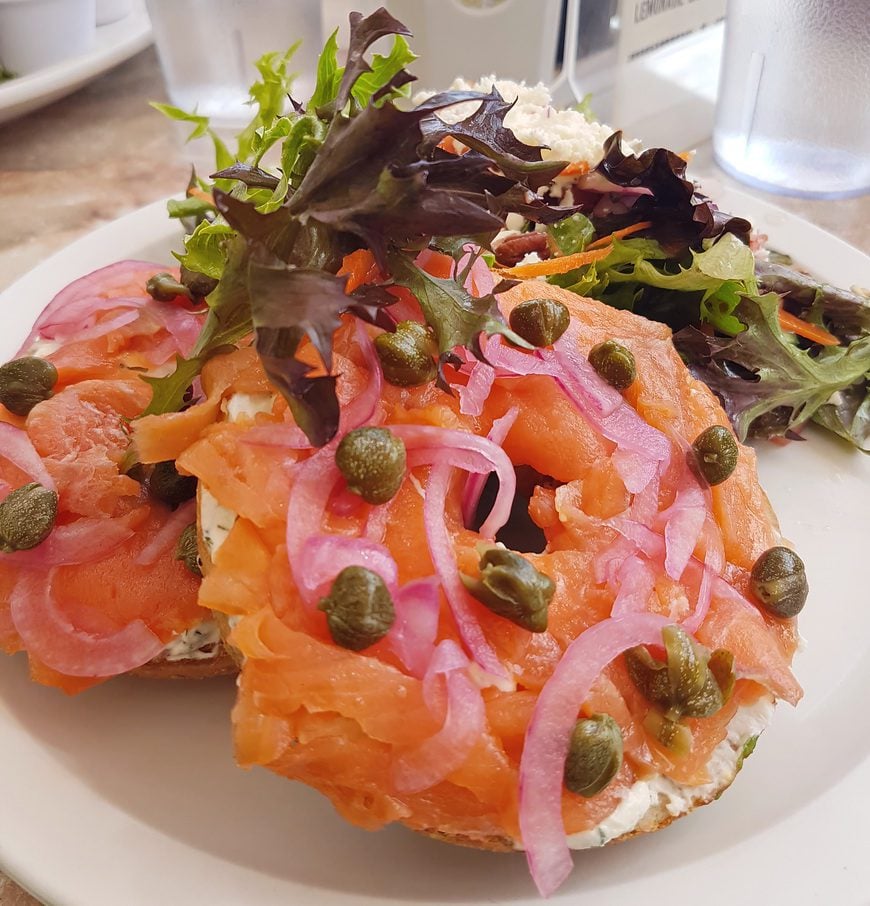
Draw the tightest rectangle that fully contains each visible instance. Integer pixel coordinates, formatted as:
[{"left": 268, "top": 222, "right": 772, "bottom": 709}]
[{"left": 713, "top": 0, "right": 870, "bottom": 199}]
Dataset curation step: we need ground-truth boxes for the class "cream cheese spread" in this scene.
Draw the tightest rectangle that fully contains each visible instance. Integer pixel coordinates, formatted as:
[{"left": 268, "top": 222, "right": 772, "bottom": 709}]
[
  {"left": 162, "top": 620, "right": 222, "bottom": 662},
  {"left": 564, "top": 695, "right": 774, "bottom": 849}
]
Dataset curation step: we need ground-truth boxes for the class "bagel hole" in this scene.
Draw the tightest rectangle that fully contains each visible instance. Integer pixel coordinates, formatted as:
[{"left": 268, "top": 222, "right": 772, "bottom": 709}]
[{"left": 471, "top": 466, "right": 559, "bottom": 554}]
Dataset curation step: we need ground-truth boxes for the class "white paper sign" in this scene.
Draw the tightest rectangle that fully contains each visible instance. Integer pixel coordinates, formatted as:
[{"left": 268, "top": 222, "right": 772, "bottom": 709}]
[
  {"left": 613, "top": 0, "right": 725, "bottom": 150},
  {"left": 618, "top": 0, "right": 725, "bottom": 61}
]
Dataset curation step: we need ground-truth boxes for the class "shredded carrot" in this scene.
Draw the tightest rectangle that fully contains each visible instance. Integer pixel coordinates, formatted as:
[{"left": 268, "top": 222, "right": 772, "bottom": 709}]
[
  {"left": 436, "top": 136, "right": 467, "bottom": 156},
  {"left": 585, "top": 221, "right": 654, "bottom": 251},
  {"left": 498, "top": 245, "right": 612, "bottom": 278},
  {"left": 558, "top": 161, "right": 590, "bottom": 177},
  {"left": 187, "top": 186, "right": 215, "bottom": 207},
  {"left": 777, "top": 307, "right": 840, "bottom": 346},
  {"left": 338, "top": 249, "right": 382, "bottom": 294}
]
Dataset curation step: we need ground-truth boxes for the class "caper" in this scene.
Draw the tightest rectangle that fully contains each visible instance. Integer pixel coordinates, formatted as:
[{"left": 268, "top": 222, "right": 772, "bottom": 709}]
[
  {"left": 625, "top": 643, "right": 673, "bottom": 708},
  {"left": 145, "top": 272, "right": 192, "bottom": 302},
  {"left": 335, "top": 427, "right": 406, "bottom": 505},
  {"left": 643, "top": 710, "right": 693, "bottom": 756},
  {"left": 587, "top": 340, "right": 636, "bottom": 391},
  {"left": 175, "top": 523, "right": 202, "bottom": 577},
  {"left": 374, "top": 321, "right": 437, "bottom": 387},
  {"left": 461, "top": 547, "right": 554, "bottom": 632},
  {"left": 180, "top": 265, "right": 219, "bottom": 298},
  {"left": 564, "top": 714, "right": 623, "bottom": 797},
  {"left": 318, "top": 565, "right": 395, "bottom": 651},
  {"left": 749, "top": 546, "right": 808, "bottom": 618},
  {"left": 691, "top": 425, "right": 739, "bottom": 486},
  {"left": 707, "top": 648, "right": 736, "bottom": 704},
  {"left": 0, "top": 482, "right": 58, "bottom": 552},
  {"left": 149, "top": 460, "right": 197, "bottom": 508},
  {"left": 662, "top": 625, "right": 722, "bottom": 718},
  {"left": 627, "top": 629, "right": 730, "bottom": 754},
  {"left": 509, "top": 298, "right": 570, "bottom": 348},
  {"left": 0, "top": 356, "right": 58, "bottom": 416},
  {"left": 626, "top": 626, "right": 732, "bottom": 720}
]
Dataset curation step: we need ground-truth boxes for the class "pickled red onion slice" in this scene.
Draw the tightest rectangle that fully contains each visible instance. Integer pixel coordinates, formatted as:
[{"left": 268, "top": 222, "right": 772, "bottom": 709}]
[
  {"left": 661, "top": 486, "right": 707, "bottom": 581},
  {"left": 421, "top": 636, "right": 469, "bottom": 700},
  {"left": 389, "top": 577, "right": 440, "bottom": 678},
  {"left": 134, "top": 500, "right": 196, "bottom": 567},
  {"left": 296, "top": 533, "right": 399, "bottom": 607},
  {"left": 329, "top": 484, "right": 366, "bottom": 517},
  {"left": 422, "top": 462, "right": 511, "bottom": 687},
  {"left": 610, "top": 555, "right": 656, "bottom": 618},
  {"left": 10, "top": 570, "right": 164, "bottom": 677},
  {"left": 17, "top": 260, "right": 174, "bottom": 353},
  {"left": 681, "top": 524, "right": 725, "bottom": 633},
  {"left": 549, "top": 326, "right": 670, "bottom": 477},
  {"left": 392, "top": 639, "right": 485, "bottom": 793},
  {"left": 519, "top": 613, "right": 670, "bottom": 897},
  {"left": 0, "top": 514, "right": 137, "bottom": 568},
  {"left": 391, "top": 424, "right": 516, "bottom": 540},
  {"left": 0, "top": 423, "right": 56, "bottom": 492},
  {"left": 284, "top": 448, "right": 341, "bottom": 588},
  {"left": 483, "top": 330, "right": 671, "bottom": 493},
  {"left": 57, "top": 309, "right": 140, "bottom": 344},
  {"left": 484, "top": 335, "right": 554, "bottom": 376},
  {"left": 339, "top": 322, "right": 383, "bottom": 434},
  {"left": 364, "top": 498, "right": 390, "bottom": 542},
  {"left": 456, "top": 361, "right": 495, "bottom": 417},
  {"left": 150, "top": 302, "right": 205, "bottom": 357},
  {"left": 459, "top": 244, "right": 497, "bottom": 297},
  {"left": 460, "top": 406, "right": 520, "bottom": 529}
]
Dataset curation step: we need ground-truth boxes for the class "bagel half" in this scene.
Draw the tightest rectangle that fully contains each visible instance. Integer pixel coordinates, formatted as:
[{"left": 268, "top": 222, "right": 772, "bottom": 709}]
[
  {"left": 184, "top": 280, "right": 800, "bottom": 861},
  {"left": 0, "top": 260, "right": 237, "bottom": 692}
]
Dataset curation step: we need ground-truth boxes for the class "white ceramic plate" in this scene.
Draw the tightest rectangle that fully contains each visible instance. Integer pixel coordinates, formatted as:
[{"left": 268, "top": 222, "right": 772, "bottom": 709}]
[
  {"left": 0, "top": 186, "right": 869, "bottom": 906},
  {"left": 0, "top": 0, "right": 151, "bottom": 125}
]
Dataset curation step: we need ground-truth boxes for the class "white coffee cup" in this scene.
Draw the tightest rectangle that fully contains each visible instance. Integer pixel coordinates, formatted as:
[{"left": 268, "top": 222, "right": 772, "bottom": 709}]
[{"left": 0, "top": 0, "right": 96, "bottom": 76}]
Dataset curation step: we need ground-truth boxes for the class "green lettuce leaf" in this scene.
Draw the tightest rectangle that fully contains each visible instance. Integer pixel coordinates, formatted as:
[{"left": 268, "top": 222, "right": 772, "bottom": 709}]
[
  {"left": 674, "top": 293, "right": 870, "bottom": 446},
  {"left": 319, "top": 8, "right": 411, "bottom": 118},
  {"left": 549, "top": 233, "right": 755, "bottom": 335},
  {"left": 166, "top": 196, "right": 215, "bottom": 221},
  {"left": 812, "top": 381, "right": 870, "bottom": 451},
  {"left": 144, "top": 8, "right": 577, "bottom": 445},
  {"left": 756, "top": 260, "right": 870, "bottom": 344},
  {"left": 387, "top": 250, "right": 531, "bottom": 383},
  {"left": 309, "top": 29, "right": 342, "bottom": 110},
  {"left": 141, "top": 237, "right": 254, "bottom": 417},
  {"left": 351, "top": 35, "right": 416, "bottom": 107},
  {"left": 605, "top": 233, "right": 757, "bottom": 334},
  {"left": 140, "top": 354, "right": 207, "bottom": 418},
  {"left": 236, "top": 46, "right": 300, "bottom": 164},
  {"left": 150, "top": 102, "right": 234, "bottom": 172},
  {"left": 547, "top": 212, "right": 594, "bottom": 255},
  {"left": 173, "top": 222, "right": 235, "bottom": 280}
]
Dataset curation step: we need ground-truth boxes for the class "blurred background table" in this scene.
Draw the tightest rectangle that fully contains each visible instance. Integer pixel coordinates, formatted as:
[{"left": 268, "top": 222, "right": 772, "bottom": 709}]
[{"left": 0, "top": 44, "right": 867, "bottom": 906}]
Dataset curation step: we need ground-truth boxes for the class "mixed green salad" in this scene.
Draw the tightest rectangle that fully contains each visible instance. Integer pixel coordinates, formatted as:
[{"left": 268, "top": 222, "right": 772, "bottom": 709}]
[{"left": 149, "top": 7, "right": 870, "bottom": 452}]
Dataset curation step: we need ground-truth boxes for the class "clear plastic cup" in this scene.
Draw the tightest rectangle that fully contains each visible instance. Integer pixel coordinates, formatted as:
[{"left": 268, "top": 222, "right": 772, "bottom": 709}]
[
  {"left": 145, "top": 0, "right": 322, "bottom": 127},
  {"left": 385, "top": 0, "right": 563, "bottom": 90},
  {"left": 713, "top": 0, "right": 870, "bottom": 199}
]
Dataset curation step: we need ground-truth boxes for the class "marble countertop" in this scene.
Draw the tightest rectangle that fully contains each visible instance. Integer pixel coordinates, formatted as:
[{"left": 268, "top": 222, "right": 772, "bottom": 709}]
[{"left": 0, "top": 45, "right": 867, "bottom": 906}]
